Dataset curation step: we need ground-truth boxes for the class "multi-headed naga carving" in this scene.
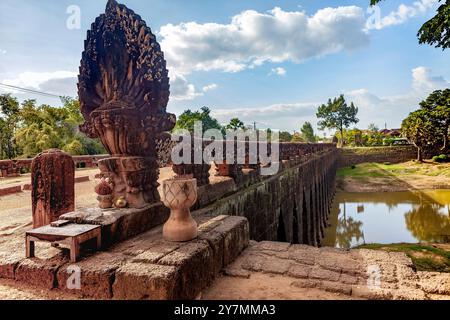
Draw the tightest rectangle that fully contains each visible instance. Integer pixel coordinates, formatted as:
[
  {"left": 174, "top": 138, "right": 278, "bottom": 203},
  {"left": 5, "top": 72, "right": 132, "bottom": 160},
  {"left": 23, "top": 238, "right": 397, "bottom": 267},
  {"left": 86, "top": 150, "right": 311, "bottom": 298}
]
[{"left": 78, "top": 0, "right": 175, "bottom": 208}]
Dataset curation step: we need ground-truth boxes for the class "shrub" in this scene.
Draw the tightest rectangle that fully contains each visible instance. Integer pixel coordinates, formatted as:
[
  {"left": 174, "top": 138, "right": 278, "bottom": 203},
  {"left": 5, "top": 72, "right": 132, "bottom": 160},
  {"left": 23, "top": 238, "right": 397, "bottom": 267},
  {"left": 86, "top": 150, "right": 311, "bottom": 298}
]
[
  {"left": 351, "top": 165, "right": 356, "bottom": 169},
  {"left": 432, "top": 154, "right": 449, "bottom": 163},
  {"left": 383, "top": 162, "right": 391, "bottom": 165}
]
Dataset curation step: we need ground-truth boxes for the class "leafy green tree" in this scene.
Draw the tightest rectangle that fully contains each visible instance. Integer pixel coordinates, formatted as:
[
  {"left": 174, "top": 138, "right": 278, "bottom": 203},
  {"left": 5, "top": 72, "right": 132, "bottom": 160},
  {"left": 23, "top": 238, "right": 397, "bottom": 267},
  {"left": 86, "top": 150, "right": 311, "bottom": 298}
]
[
  {"left": 367, "top": 123, "right": 379, "bottom": 132},
  {"left": 401, "top": 109, "right": 437, "bottom": 161},
  {"left": 419, "top": 89, "right": 450, "bottom": 150},
  {"left": 174, "top": 107, "right": 223, "bottom": 133},
  {"left": 291, "top": 132, "right": 304, "bottom": 142},
  {"left": 372, "top": 0, "right": 450, "bottom": 49},
  {"left": 5, "top": 96, "right": 105, "bottom": 158},
  {"left": 0, "top": 94, "right": 20, "bottom": 159},
  {"left": 316, "top": 95, "right": 359, "bottom": 147},
  {"left": 341, "top": 128, "right": 364, "bottom": 147},
  {"left": 366, "top": 123, "right": 383, "bottom": 146},
  {"left": 366, "top": 132, "right": 383, "bottom": 146},
  {"left": 278, "top": 131, "right": 293, "bottom": 142},
  {"left": 63, "top": 140, "right": 84, "bottom": 155},
  {"left": 300, "top": 122, "right": 316, "bottom": 143},
  {"left": 226, "top": 118, "right": 245, "bottom": 131}
]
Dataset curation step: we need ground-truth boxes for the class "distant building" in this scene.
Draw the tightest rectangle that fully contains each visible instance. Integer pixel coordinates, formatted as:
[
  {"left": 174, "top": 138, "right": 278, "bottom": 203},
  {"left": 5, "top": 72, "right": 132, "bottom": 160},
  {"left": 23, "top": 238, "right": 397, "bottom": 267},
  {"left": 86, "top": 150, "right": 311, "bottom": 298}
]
[{"left": 379, "top": 128, "right": 402, "bottom": 137}]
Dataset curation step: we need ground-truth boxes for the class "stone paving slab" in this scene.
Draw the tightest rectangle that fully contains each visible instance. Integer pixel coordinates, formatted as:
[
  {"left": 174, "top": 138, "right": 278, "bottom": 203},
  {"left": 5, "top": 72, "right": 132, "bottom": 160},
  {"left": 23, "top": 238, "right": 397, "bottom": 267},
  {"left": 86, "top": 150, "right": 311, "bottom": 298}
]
[
  {"left": 0, "top": 215, "right": 249, "bottom": 300},
  {"left": 215, "top": 241, "right": 450, "bottom": 300}
]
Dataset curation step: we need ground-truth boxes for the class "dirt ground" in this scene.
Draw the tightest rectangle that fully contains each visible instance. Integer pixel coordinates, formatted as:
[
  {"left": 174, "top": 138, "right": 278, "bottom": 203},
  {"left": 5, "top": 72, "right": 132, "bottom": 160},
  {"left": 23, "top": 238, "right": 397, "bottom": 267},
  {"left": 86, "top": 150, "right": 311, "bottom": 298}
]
[
  {"left": 0, "top": 279, "right": 81, "bottom": 300},
  {"left": 202, "top": 273, "right": 355, "bottom": 300},
  {"left": 337, "top": 161, "right": 450, "bottom": 192}
]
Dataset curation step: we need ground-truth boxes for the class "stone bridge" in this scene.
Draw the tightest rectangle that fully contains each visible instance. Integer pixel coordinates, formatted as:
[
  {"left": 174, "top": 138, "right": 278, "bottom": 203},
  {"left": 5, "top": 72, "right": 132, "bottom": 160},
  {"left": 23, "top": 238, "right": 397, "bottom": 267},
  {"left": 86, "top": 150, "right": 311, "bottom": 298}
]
[
  {"left": 55, "top": 142, "right": 339, "bottom": 248},
  {"left": 0, "top": 143, "right": 338, "bottom": 246},
  {"left": 192, "top": 143, "right": 338, "bottom": 246},
  {"left": 0, "top": 143, "right": 344, "bottom": 299}
]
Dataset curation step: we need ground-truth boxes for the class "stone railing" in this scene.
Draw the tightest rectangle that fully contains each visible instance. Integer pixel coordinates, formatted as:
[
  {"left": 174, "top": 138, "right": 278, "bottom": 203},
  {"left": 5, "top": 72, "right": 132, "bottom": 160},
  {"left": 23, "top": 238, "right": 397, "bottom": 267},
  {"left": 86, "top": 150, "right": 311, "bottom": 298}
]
[
  {"left": 168, "top": 137, "right": 336, "bottom": 186},
  {"left": 1, "top": 143, "right": 336, "bottom": 180},
  {"left": 0, "top": 155, "right": 109, "bottom": 178}
]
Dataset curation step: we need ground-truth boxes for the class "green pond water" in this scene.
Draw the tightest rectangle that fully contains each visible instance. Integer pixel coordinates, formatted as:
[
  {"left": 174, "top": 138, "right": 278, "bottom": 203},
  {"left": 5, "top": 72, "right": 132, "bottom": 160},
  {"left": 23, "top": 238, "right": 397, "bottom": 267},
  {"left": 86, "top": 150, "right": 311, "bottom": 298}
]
[{"left": 323, "top": 190, "right": 450, "bottom": 249}]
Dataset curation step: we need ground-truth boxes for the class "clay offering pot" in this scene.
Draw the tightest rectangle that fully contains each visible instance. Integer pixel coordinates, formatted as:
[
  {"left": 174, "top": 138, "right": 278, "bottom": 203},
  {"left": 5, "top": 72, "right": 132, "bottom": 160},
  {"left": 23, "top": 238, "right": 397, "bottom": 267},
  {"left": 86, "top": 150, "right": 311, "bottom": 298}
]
[
  {"left": 97, "top": 194, "right": 113, "bottom": 209},
  {"left": 95, "top": 178, "right": 113, "bottom": 209},
  {"left": 162, "top": 177, "right": 198, "bottom": 242}
]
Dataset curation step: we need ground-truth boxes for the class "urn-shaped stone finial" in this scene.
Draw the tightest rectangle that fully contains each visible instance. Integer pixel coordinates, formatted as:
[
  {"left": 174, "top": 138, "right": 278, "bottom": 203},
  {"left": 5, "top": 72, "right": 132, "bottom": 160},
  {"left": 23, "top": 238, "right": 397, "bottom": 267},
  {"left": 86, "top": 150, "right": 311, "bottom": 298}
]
[{"left": 161, "top": 177, "right": 198, "bottom": 242}]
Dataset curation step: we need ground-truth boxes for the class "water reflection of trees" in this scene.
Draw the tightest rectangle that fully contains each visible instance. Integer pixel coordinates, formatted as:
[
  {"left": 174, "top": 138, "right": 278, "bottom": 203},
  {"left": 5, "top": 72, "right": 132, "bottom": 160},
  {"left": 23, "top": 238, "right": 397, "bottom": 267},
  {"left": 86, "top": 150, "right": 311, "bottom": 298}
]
[
  {"left": 405, "top": 202, "right": 450, "bottom": 242},
  {"left": 335, "top": 205, "right": 364, "bottom": 249}
]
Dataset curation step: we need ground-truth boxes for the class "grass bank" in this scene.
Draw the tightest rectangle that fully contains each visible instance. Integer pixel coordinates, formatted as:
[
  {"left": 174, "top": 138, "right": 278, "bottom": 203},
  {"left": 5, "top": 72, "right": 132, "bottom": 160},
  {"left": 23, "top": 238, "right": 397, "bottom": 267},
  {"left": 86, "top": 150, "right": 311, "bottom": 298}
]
[
  {"left": 358, "top": 243, "right": 450, "bottom": 273},
  {"left": 337, "top": 161, "right": 450, "bottom": 192}
]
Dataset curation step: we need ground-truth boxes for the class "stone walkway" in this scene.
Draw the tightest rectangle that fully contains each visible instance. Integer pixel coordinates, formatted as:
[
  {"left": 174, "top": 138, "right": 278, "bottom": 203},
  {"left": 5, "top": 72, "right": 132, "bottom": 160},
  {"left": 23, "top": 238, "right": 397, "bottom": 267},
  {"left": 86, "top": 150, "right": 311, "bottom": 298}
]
[{"left": 204, "top": 241, "right": 450, "bottom": 300}]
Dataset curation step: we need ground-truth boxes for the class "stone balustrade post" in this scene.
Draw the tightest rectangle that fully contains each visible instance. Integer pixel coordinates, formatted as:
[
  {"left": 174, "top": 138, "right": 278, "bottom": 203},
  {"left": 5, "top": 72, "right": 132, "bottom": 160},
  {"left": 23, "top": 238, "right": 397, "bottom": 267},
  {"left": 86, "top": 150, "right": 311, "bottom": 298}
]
[
  {"left": 172, "top": 135, "right": 211, "bottom": 186},
  {"left": 31, "top": 149, "right": 75, "bottom": 228}
]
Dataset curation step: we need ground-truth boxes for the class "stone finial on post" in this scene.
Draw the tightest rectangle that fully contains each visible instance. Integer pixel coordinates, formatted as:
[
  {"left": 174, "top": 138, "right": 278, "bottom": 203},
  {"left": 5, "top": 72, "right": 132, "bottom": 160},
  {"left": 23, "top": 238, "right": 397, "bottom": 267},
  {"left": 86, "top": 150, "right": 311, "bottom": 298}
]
[
  {"left": 213, "top": 140, "right": 244, "bottom": 184},
  {"left": 161, "top": 177, "right": 198, "bottom": 242},
  {"left": 31, "top": 149, "right": 75, "bottom": 228},
  {"left": 172, "top": 136, "right": 211, "bottom": 186}
]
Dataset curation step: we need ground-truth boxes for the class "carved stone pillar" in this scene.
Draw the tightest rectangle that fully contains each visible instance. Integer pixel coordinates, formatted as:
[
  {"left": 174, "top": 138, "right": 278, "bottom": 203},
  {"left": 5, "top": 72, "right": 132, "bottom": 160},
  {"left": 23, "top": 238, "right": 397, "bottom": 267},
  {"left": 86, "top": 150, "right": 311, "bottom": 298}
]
[{"left": 31, "top": 149, "right": 75, "bottom": 228}]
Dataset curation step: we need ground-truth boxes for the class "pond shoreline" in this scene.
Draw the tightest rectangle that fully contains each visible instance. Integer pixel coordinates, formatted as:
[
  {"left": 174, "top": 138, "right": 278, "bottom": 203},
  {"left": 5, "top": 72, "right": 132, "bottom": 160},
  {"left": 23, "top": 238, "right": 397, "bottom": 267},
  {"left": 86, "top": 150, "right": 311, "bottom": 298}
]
[
  {"left": 326, "top": 160, "right": 450, "bottom": 273},
  {"left": 337, "top": 161, "right": 450, "bottom": 193}
]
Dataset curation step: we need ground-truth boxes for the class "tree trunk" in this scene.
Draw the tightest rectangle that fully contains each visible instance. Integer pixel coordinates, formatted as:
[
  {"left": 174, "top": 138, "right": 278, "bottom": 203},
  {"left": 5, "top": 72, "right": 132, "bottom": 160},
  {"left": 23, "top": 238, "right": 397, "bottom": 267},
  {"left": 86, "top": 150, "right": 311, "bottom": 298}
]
[
  {"left": 339, "top": 128, "right": 344, "bottom": 147},
  {"left": 441, "top": 130, "right": 448, "bottom": 151},
  {"left": 417, "top": 147, "right": 423, "bottom": 162}
]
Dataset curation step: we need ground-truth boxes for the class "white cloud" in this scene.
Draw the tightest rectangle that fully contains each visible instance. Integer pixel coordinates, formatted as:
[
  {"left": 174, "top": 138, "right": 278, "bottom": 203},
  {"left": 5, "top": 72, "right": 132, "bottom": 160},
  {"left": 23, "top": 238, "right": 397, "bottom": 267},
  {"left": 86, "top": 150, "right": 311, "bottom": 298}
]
[
  {"left": 0, "top": 49, "right": 6, "bottom": 55},
  {"left": 411, "top": 66, "right": 448, "bottom": 91},
  {"left": 202, "top": 83, "right": 218, "bottom": 92},
  {"left": 346, "top": 66, "right": 449, "bottom": 128},
  {"left": 170, "top": 72, "right": 217, "bottom": 101},
  {"left": 270, "top": 67, "right": 287, "bottom": 76},
  {"left": 211, "top": 102, "right": 318, "bottom": 130},
  {"left": 2, "top": 71, "right": 77, "bottom": 90},
  {"left": 160, "top": 6, "right": 369, "bottom": 75},
  {"left": 209, "top": 67, "right": 449, "bottom": 132},
  {"left": 367, "top": 0, "right": 438, "bottom": 30},
  {"left": 169, "top": 71, "right": 202, "bottom": 101},
  {"left": 1, "top": 70, "right": 78, "bottom": 97},
  {"left": 0, "top": 69, "right": 215, "bottom": 102}
]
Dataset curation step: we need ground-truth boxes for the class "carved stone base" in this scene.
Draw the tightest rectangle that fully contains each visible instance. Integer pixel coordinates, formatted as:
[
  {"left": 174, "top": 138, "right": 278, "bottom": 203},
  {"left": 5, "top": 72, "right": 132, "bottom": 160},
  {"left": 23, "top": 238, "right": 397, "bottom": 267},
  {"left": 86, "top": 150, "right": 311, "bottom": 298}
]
[{"left": 98, "top": 156, "right": 160, "bottom": 209}]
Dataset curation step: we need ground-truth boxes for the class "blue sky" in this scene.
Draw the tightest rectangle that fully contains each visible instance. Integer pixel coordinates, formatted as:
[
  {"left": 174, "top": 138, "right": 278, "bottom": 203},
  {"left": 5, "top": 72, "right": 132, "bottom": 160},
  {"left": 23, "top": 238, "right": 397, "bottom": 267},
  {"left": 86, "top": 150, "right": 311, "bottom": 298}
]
[{"left": 0, "top": 0, "right": 448, "bottom": 134}]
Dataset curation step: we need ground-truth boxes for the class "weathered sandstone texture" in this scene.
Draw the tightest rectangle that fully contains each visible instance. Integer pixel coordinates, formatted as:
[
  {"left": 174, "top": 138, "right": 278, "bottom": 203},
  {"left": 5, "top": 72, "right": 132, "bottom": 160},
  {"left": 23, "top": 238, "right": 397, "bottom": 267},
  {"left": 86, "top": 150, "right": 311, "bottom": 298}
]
[
  {"left": 196, "top": 148, "right": 338, "bottom": 246},
  {"left": 205, "top": 241, "right": 450, "bottom": 300},
  {"left": 78, "top": 0, "right": 176, "bottom": 208},
  {"left": 0, "top": 215, "right": 249, "bottom": 299},
  {"left": 339, "top": 146, "right": 417, "bottom": 167},
  {"left": 31, "top": 149, "right": 75, "bottom": 228}
]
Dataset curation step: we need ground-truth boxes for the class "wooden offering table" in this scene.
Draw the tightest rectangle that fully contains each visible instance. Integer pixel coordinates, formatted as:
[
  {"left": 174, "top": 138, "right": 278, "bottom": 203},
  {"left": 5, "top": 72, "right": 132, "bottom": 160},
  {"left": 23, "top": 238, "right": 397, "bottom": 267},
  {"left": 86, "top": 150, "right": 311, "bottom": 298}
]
[{"left": 26, "top": 222, "right": 101, "bottom": 262}]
